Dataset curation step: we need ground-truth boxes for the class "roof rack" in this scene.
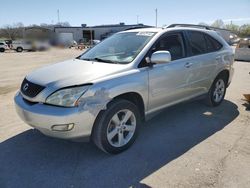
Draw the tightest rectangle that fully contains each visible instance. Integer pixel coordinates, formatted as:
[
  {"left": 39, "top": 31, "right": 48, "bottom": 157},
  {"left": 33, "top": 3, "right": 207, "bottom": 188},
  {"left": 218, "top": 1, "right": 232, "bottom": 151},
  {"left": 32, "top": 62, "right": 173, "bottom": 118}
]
[
  {"left": 125, "top": 26, "right": 153, "bottom": 31},
  {"left": 165, "top": 24, "right": 211, "bottom": 30}
]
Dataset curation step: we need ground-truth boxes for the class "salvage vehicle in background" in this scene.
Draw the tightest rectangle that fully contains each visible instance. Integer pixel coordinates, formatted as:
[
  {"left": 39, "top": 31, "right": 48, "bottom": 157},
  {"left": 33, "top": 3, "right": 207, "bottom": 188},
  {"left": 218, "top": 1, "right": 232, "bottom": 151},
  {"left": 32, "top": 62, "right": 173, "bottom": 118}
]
[
  {"left": 14, "top": 24, "right": 234, "bottom": 154},
  {"left": 0, "top": 41, "right": 9, "bottom": 52},
  {"left": 235, "top": 37, "right": 250, "bottom": 61},
  {"left": 11, "top": 40, "right": 50, "bottom": 52},
  {"left": 12, "top": 40, "right": 33, "bottom": 52}
]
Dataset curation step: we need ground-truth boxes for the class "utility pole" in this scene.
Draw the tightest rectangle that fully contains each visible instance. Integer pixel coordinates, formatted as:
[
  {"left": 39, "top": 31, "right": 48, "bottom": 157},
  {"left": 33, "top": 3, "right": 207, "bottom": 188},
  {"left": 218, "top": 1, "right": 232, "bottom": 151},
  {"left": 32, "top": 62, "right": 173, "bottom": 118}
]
[
  {"left": 57, "top": 9, "right": 60, "bottom": 24},
  {"left": 90, "top": 29, "right": 93, "bottom": 46},
  {"left": 155, "top": 8, "right": 158, "bottom": 27}
]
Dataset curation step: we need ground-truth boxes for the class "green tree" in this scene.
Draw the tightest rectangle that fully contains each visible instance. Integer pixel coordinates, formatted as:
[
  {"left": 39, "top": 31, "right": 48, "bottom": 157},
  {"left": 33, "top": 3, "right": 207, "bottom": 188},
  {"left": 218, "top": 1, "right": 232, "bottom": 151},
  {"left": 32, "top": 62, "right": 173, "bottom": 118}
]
[
  {"left": 225, "top": 23, "right": 239, "bottom": 34},
  {"left": 239, "top": 24, "right": 250, "bottom": 37}
]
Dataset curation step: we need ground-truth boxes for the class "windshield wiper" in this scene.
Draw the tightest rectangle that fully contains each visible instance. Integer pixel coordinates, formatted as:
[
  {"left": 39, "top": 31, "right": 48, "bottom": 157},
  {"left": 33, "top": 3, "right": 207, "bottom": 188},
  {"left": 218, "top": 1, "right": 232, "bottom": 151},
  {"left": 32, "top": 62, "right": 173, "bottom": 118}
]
[
  {"left": 79, "top": 58, "right": 92, "bottom": 61},
  {"left": 93, "top": 58, "right": 118, "bottom": 64},
  {"left": 78, "top": 57, "right": 118, "bottom": 64}
]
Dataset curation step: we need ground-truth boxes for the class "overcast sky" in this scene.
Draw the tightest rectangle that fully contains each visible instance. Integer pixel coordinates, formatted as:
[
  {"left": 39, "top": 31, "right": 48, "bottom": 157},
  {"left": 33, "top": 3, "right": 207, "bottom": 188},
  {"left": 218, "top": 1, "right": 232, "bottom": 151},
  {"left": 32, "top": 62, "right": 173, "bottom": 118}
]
[{"left": 0, "top": 0, "right": 249, "bottom": 27}]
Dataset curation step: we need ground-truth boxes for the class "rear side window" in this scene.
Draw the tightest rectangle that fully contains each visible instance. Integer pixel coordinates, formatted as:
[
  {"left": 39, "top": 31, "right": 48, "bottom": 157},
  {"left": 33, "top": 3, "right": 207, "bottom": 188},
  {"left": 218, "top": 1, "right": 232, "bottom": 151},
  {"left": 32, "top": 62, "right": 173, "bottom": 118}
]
[
  {"left": 204, "top": 34, "right": 223, "bottom": 52},
  {"left": 0, "top": 43, "right": 4, "bottom": 45},
  {"left": 187, "top": 31, "right": 207, "bottom": 56}
]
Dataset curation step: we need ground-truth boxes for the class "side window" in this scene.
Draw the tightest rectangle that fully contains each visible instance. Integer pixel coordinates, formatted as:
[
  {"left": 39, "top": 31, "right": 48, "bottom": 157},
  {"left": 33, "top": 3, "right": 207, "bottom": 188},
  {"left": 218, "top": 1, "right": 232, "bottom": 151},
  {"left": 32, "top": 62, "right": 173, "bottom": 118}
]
[
  {"left": 187, "top": 31, "right": 207, "bottom": 56},
  {"left": 204, "top": 34, "right": 223, "bottom": 52},
  {"left": 154, "top": 34, "right": 185, "bottom": 61}
]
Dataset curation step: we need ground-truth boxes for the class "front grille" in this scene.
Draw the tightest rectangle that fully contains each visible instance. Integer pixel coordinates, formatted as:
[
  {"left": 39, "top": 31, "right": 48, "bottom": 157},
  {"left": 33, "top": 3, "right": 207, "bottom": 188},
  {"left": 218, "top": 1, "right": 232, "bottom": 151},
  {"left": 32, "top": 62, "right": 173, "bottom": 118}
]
[{"left": 21, "top": 78, "right": 45, "bottom": 98}]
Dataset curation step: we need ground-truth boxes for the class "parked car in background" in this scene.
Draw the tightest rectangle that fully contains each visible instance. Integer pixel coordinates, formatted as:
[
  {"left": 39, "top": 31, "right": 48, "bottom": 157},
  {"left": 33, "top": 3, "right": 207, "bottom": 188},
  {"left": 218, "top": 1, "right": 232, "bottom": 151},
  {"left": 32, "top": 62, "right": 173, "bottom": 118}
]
[
  {"left": 12, "top": 40, "right": 33, "bottom": 52},
  {"left": 0, "top": 41, "right": 9, "bottom": 52},
  {"left": 229, "top": 33, "right": 240, "bottom": 45},
  {"left": 235, "top": 37, "right": 250, "bottom": 61},
  {"left": 91, "top": 40, "right": 101, "bottom": 45},
  {"left": 11, "top": 40, "right": 50, "bottom": 52},
  {"left": 15, "top": 25, "right": 234, "bottom": 154},
  {"left": 33, "top": 40, "right": 51, "bottom": 51}
]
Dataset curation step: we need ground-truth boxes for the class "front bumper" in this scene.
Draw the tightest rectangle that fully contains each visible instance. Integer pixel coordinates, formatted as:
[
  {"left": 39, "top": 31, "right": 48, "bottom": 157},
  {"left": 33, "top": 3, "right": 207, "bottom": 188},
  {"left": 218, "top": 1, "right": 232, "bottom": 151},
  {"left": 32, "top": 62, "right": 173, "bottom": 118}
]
[{"left": 14, "top": 92, "right": 96, "bottom": 141}]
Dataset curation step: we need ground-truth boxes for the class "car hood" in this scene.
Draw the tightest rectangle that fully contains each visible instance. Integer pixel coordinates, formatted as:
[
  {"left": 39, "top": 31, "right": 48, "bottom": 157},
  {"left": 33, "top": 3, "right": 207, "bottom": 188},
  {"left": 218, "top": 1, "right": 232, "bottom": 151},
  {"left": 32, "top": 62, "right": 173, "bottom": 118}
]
[{"left": 26, "top": 59, "right": 128, "bottom": 87}]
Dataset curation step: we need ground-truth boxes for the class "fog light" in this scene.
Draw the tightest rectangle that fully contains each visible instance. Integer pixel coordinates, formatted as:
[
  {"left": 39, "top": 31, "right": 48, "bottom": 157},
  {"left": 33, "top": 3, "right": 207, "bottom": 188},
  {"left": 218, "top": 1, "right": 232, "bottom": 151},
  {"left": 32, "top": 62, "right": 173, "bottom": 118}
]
[{"left": 51, "top": 123, "right": 74, "bottom": 131}]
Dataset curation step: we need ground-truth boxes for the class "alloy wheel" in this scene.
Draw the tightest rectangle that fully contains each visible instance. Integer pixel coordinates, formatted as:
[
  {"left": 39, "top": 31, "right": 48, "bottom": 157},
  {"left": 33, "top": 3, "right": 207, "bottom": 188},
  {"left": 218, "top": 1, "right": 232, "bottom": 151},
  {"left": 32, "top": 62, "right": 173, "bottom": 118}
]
[
  {"left": 213, "top": 79, "right": 225, "bottom": 103},
  {"left": 106, "top": 109, "right": 136, "bottom": 147}
]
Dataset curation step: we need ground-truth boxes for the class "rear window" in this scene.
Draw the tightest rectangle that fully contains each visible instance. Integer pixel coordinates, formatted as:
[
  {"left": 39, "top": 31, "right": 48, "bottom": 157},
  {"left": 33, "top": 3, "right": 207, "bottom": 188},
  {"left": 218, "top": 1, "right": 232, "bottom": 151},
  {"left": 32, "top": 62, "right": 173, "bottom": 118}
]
[
  {"left": 204, "top": 34, "right": 223, "bottom": 52},
  {"left": 187, "top": 31, "right": 207, "bottom": 56}
]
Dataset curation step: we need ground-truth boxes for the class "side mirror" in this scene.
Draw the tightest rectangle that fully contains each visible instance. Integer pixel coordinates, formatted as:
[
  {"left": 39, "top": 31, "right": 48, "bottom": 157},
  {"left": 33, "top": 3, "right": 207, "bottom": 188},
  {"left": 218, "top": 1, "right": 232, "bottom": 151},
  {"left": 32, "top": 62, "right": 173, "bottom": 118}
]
[{"left": 150, "top": 51, "right": 171, "bottom": 64}]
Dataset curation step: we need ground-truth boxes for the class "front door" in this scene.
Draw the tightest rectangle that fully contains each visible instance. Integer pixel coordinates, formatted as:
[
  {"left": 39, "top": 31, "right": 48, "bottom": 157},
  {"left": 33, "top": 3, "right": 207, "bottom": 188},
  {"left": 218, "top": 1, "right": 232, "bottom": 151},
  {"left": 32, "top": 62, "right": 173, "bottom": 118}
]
[{"left": 148, "top": 32, "right": 191, "bottom": 112}]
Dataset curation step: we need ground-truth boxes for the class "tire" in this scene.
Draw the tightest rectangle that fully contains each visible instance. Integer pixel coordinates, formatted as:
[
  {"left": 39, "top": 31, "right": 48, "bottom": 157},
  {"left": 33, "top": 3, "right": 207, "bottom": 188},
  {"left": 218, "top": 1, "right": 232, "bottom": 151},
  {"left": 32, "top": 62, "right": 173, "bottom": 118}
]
[
  {"left": 92, "top": 99, "right": 141, "bottom": 154},
  {"left": 205, "top": 74, "right": 227, "bottom": 107},
  {"left": 0, "top": 48, "right": 5, "bottom": 52},
  {"left": 16, "top": 47, "right": 23, "bottom": 52}
]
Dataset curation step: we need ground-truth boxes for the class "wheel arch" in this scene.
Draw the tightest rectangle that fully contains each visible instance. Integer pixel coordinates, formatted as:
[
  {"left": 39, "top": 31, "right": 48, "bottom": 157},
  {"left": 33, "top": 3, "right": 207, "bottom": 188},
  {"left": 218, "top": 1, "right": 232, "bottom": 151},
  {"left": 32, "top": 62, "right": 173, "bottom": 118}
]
[
  {"left": 112, "top": 92, "right": 145, "bottom": 122},
  {"left": 216, "top": 69, "right": 230, "bottom": 87}
]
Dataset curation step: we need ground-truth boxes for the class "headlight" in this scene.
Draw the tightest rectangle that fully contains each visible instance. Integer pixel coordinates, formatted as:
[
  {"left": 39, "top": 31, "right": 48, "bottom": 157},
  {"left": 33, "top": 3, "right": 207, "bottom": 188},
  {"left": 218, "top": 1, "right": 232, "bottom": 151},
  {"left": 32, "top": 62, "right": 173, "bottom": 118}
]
[{"left": 46, "top": 85, "right": 89, "bottom": 107}]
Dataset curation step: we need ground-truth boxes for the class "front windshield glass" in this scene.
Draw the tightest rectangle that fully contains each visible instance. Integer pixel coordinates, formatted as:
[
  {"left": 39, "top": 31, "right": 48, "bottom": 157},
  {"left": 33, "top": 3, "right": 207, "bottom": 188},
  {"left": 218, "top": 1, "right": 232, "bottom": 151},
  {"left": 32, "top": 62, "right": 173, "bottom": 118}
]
[{"left": 79, "top": 31, "right": 156, "bottom": 64}]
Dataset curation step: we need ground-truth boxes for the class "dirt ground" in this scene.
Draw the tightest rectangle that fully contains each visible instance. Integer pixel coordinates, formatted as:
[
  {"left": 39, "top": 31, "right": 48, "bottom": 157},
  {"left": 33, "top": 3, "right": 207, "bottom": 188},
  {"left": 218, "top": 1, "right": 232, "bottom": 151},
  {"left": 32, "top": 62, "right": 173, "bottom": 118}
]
[{"left": 0, "top": 48, "right": 249, "bottom": 188}]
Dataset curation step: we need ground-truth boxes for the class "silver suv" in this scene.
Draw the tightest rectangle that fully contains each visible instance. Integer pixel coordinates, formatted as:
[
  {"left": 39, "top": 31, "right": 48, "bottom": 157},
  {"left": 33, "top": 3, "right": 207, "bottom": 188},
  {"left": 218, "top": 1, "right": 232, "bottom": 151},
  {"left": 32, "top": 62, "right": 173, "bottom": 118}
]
[{"left": 14, "top": 25, "right": 234, "bottom": 154}]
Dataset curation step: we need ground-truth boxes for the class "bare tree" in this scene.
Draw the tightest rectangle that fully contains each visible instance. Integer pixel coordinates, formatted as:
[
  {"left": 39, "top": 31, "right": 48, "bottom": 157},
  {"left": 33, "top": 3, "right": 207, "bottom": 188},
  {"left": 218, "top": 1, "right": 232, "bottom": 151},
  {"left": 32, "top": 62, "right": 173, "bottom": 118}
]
[
  {"left": 198, "top": 22, "right": 209, "bottom": 26},
  {"left": 57, "top": 22, "right": 71, "bottom": 27},
  {"left": 0, "top": 22, "right": 24, "bottom": 40},
  {"left": 211, "top": 19, "right": 225, "bottom": 28}
]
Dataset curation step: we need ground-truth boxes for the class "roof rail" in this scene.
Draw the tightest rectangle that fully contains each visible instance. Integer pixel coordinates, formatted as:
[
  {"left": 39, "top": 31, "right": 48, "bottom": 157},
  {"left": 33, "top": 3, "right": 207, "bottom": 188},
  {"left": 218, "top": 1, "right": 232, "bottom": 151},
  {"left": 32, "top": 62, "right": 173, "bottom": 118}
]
[
  {"left": 165, "top": 24, "right": 211, "bottom": 30},
  {"left": 124, "top": 26, "right": 153, "bottom": 31}
]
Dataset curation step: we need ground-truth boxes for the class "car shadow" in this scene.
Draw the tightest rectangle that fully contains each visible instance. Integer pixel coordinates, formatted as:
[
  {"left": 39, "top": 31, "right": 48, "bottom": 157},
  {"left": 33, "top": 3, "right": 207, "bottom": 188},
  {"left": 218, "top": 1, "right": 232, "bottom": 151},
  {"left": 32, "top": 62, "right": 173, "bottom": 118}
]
[{"left": 0, "top": 100, "right": 239, "bottom": 188}]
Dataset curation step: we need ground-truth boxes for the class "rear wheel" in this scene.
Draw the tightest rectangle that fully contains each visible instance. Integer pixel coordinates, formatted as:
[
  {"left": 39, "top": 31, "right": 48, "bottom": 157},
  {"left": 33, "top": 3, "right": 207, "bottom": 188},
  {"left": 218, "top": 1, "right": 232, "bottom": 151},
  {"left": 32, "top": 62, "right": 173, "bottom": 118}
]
[
  {"left": 92, "top": 99, "right": 141, "bottom": 154},
  {"left": 16, "top": 47, "right": 23, "bottom": 52},
  {"left": 0, "top": 48, "right": 5, "bottom": 52},
  {"left": 206, "top": 75, "right": 227, "bottom": 106}
]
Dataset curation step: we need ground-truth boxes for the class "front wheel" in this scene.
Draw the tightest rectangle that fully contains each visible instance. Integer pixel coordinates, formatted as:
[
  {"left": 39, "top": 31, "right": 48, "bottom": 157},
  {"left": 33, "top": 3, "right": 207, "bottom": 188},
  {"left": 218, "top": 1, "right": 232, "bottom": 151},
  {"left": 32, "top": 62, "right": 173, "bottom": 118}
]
[
  {"left": 16, "top": 47, "right": 23, "bottom": 52},
  {"left": 92, "top": 99, "right": 141, "bottom": 154},
  {"left": 206, "top": 75, "right": 227, "bottom": 106}
]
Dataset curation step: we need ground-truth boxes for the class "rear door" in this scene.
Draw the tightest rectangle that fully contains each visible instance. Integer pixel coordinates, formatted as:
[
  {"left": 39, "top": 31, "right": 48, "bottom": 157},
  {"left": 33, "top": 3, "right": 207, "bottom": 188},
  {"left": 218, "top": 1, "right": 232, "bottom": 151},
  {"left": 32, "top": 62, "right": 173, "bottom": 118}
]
[{"left": 184, "top": 30, "right": 222, "bottom": 95}]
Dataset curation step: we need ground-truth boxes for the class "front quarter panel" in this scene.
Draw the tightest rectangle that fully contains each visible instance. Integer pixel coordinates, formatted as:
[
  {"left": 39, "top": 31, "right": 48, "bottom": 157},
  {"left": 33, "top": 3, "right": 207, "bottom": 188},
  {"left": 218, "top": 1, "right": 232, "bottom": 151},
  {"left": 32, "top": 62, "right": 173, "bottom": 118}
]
[{"left": 77, "top": 68, "right": 149, "bottom": 117}]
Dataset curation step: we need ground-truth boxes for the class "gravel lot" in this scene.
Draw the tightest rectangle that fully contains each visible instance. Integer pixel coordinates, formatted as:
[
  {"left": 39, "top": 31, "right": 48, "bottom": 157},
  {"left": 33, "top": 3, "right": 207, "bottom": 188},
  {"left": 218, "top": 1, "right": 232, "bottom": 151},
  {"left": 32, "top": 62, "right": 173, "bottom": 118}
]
[{"left": 0, "top": 49, "right": 249, "bottom": 188}]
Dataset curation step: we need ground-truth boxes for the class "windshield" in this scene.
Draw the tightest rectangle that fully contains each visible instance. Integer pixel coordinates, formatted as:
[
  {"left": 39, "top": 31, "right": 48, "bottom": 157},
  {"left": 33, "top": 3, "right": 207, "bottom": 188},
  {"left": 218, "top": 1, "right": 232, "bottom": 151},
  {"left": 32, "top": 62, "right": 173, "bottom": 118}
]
[{"left": 79, "top": 31, "right": 156, "bottom": 64}]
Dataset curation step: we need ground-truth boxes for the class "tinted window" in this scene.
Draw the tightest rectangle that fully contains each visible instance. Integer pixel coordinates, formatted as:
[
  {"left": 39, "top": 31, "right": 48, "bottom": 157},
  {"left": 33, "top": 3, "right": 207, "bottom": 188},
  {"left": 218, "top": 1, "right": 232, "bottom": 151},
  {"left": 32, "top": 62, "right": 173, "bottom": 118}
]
[
  {"left": 204, "top": 34, "right": 222, "bottom": 52},
  {"left": 187, "top": 31, "right": 207, "bottom": 56},
  {"left": 0, "top": 43, "right": 4, "bottom": 45},
  {"left": 155, "top": 34, "right": 184, "bottom": 60}
]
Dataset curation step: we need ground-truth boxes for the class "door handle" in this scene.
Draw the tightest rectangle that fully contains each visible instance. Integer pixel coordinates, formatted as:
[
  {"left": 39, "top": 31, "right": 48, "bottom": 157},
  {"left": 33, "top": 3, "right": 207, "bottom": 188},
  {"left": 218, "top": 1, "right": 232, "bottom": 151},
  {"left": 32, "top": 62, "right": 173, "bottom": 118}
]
[{"left": 185, "top": 62, "right": 193, "bottom": 68}]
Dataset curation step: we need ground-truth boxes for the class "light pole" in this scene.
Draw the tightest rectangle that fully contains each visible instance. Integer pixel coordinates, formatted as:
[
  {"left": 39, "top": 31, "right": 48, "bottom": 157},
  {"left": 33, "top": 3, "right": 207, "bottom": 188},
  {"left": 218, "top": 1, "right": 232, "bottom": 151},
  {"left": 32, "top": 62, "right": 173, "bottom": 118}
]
[
  {"left": 155, "top": 8, "right": 158, "bottom": 27},
  {"left": 57, "top": 9, "right": 60, "bottom": 24},
  {"left": 90, "top": 29, "right": 93, "bottom": 46}
]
